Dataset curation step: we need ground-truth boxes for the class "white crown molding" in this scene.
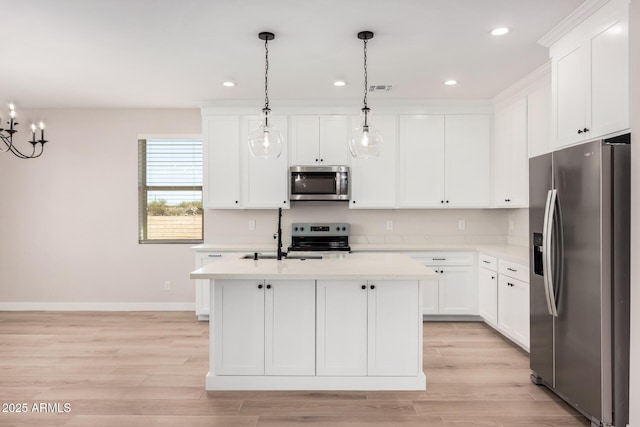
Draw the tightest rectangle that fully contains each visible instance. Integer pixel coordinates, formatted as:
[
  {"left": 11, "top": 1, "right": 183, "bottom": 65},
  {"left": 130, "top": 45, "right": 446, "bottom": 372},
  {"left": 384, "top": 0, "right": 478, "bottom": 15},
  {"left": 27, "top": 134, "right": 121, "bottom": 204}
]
[
  {"left": 492, "top": 61, "right": 551, "bottom": 106},
  {"left": 0, "top": 302, "right": 195, "bottom": 311},
  {"left": 538, "top": 0, "right": 611, "bottom": 48}
]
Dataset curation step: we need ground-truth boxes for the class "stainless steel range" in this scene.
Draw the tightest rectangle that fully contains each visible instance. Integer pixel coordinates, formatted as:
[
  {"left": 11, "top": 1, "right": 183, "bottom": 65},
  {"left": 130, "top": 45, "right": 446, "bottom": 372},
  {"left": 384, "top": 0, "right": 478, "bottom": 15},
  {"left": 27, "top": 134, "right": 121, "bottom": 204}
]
[{"left": 288, "top": 223, "right": 350, "bottom": 252}]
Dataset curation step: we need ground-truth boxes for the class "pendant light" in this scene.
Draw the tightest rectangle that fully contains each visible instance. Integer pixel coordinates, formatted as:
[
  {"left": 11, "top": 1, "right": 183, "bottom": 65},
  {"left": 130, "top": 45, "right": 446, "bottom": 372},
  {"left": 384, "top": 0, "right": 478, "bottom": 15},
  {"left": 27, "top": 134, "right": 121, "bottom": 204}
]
[
  {"left": 248, "top": 31, "right": 283, "bottom": 159},
  {"left": 349, "top": 31, "right": 382, "bottom": 159}
]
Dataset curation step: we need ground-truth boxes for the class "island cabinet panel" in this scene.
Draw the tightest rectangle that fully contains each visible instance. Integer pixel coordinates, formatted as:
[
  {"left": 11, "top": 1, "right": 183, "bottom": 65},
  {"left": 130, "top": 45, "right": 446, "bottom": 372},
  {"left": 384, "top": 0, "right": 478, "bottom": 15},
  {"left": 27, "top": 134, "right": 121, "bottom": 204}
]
[
  {"left": 316, "top": 280, "right": 421, "bottom": 377},
  {"left": 264, "top": 280, "right": 316, "bottom": 376},
  {"left": 367, "top": 281, "right": 421, "bottom": 376},
  {"left": 316, "top": 280, "right": 368, "bottom": 376},
  {"left": 213, "top": 279, "right": 316, "bottom": 376},
  {"left": 213, "top": 280, "right": 265, "bottom": 375}
]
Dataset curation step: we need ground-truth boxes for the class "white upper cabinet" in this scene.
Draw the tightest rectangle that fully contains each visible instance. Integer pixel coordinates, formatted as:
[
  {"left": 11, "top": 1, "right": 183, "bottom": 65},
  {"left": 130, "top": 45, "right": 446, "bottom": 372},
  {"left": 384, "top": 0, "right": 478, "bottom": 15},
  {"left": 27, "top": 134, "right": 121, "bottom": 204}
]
[
  {"left": 202, "top": 115, "right": 241, "bottom": 208},
  {"left": 550, "top": 0, "right": 629, "bottom": 148},
  {"left": 444, "top": 115, "right": 491, "bottom": 207},
  {"left": 398, "top": 115, "right": 445, "bottom": 208},
  {"left": 289, "top": 115, "right": 349, "bottom": 166},
  {"left": 349, "top": 114, "right": 397, "bottom": 209},
  {"left": 241, "top": 116, "right": 289, "bottom": 209},
  {"left": 397, "top": 114, "right": 490, "bottom": 208},
  {"left": 527, "top": 82, "right": 551, "bottom": 158},
  {"left": 493, "top": 98, "right": 528, "bottom": 207}
]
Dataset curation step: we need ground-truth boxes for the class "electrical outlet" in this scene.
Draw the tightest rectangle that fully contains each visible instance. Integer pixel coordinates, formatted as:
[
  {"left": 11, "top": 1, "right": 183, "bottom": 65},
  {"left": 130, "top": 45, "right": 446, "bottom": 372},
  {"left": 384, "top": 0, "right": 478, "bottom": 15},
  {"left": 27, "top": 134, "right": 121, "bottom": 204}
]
[
  {"left": 386, "top": 220, "right": 393, "bottom": 231},
  {"left": 458, "top": 219, "right": 466, "bottom": 230},
  {"left": 163, "top": 280, "right": 171, "bottom": 291},
  {"left": 249, "top": 220, "right": 256, "bottom": 230}
]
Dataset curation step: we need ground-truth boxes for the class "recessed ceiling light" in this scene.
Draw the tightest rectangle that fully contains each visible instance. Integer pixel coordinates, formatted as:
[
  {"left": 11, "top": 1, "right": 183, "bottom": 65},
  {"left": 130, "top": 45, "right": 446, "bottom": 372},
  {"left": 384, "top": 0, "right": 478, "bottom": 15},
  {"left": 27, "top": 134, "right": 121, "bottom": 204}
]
[
  {"left": 334, "top": 81, "right": 346, "bottom": 87},
  {"left": 444, "top": 80, "right": 457, "bottom": 86},
  {"left": 491, "top": 27, "right": 510, "bottom": 36},
  {"left": 222, "top": 81, "right": 236, "bottom": 87}
]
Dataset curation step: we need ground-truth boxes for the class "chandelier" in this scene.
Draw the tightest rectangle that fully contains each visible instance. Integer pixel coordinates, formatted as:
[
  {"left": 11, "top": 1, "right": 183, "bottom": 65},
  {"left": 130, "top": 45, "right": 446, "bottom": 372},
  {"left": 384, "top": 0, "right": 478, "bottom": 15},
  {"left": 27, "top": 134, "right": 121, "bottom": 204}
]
[{"left": 1, "top": 104, "right": 48, "bottom": 159}]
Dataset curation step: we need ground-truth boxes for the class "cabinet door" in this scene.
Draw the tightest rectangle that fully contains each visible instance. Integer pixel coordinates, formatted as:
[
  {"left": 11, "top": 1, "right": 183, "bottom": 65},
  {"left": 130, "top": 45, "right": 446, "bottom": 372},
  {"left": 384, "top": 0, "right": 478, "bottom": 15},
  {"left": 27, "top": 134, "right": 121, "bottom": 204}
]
[
  {"left": 398, "top": 115, "right": 445, "bottom": 207},
  {"left": 589, "top": 15, "right": 629, "bottom": 138},
  {"left": 509, "top": 277, "right": 530, "bottom": 350},
  {"left": 444, "top": 115, "right": 491, "bottom": 207},
  {"left": 264, "top": 280, "right": 316, "bottom": 376},
  {"left": 202, "top": 115, "right": 241, "bottom": 208},
  {"left": 349, "top": 115, "right": 397, "bottom": 208},
  {"left": 194, "top": 252, "right": 224, "bottom": 319},
  {"left": 316, "top": 280, "right": 368, "bottom": 376},
  {"left": 213, "top": 280, "right": 265, "bottom": 375},
  {"left": 528, "top": 83, "right": 551, "bottom": 158},
  {"left": 507, "top": 99, "right": 529, "bottom": 206},
  {"left": 242, "top": 116, "right": 289, "bottom": 209},
  {"left": 290, "top": 116, "right": 320, "bottom": 165},
  {"left": 554, "top": 46, "right": 587, "bottom": 147},
  {"left": 319, "top": 115, "right": 349, "bottom": 165},
  {"left": 368, "top": 281, "right": 421, "bottom": 376},
  {"left": 478, "top": 267, "right": 498, "bottom": 327},
  {"left": 492, "top": 108, "right": 510, "bottom": 206},
  {"left": 421, "top": 278, "right": 439, "bottom": 315},
  {"left": 438, "top": 265, "right": 477, "bottom": 315},
  {"left": 497, "top": 274, "right": 514, "bottom": 336}
]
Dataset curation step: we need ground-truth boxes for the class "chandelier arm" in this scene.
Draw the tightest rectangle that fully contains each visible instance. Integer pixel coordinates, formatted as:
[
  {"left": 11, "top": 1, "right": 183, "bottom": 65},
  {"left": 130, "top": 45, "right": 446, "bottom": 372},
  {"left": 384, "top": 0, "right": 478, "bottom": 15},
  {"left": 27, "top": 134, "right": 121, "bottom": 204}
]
[{"left": 0, "top": 135, "right": 13, "bottom": 153}]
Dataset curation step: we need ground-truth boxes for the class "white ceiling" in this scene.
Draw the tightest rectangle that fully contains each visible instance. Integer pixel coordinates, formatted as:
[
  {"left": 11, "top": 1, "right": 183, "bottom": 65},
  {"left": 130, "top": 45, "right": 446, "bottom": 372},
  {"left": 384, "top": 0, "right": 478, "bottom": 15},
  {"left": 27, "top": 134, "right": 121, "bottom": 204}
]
[{"left": 1, "top": 0, "right": 584, "bottom": 109}]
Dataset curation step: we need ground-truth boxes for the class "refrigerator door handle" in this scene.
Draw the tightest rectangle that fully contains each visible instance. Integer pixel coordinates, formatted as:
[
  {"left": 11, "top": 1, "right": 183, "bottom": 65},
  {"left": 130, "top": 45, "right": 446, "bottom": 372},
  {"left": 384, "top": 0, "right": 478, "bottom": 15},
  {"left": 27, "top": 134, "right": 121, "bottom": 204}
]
[
  {"left": 546, "top": 189, "right": 559, "bottom": 317},
  {"left": 542, "top": 190, "right": 554, "bottom": 316}
]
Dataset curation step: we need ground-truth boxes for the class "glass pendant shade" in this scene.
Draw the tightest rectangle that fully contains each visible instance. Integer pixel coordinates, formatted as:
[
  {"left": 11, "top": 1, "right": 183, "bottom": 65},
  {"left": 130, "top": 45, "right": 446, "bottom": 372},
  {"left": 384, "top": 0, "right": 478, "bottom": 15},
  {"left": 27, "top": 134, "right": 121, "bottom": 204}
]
[
  {"left": 248, "top": 110, "right": 283, "bottom": 159},
  {"left": 349, "top": 123, "right": 382, "bottom": 158}
]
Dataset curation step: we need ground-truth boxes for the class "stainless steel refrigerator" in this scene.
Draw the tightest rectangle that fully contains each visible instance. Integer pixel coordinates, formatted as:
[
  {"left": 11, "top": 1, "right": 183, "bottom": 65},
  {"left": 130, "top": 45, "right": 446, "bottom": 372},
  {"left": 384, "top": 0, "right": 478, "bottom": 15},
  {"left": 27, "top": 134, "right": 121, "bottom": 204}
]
[{"left": 529, "top": 135, "right": 630, "bottom": 427}]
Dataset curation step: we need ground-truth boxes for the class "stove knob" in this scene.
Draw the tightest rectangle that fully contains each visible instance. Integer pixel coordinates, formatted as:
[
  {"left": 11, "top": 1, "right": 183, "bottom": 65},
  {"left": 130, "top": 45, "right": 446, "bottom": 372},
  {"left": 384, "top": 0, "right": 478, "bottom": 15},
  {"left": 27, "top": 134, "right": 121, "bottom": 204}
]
[
  {"left": 336, "top": 226, "right": 340, "bottom": 231},
  {"left": 294, "top": 227, "right": 298, "bottom": 231},
  {"left": 300, "top": 227, "right": 304, "bottom": 231},
  {"left": 342, "top": 227, "right": 346, "bottom": 231}
]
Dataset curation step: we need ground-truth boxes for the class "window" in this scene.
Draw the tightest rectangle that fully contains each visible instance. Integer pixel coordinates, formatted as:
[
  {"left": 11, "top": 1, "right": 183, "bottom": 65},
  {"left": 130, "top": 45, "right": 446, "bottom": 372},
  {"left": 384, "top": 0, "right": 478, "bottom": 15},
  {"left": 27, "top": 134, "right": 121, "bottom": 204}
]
[{"left": 138, "top": 138, "right": 203, "bottom": 243}]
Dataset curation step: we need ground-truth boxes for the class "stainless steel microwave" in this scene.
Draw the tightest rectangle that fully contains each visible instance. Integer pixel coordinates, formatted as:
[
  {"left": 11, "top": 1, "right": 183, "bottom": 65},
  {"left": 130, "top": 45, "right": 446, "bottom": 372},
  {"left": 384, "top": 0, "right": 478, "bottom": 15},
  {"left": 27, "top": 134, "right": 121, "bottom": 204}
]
[{"left": 289, "top": 165, "right": 350, "bottom": 201}]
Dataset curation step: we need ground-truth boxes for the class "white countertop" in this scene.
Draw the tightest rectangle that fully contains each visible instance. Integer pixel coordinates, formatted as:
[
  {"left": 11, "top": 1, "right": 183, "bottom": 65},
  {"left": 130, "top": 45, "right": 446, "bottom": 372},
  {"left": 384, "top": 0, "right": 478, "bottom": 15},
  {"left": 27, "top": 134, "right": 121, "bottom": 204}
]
[
  {"left": 190, "top": 252, "right": 438, "bottom": 281},
  {"left": 191, "top": 242, "right": 529, "bottom": 265}
]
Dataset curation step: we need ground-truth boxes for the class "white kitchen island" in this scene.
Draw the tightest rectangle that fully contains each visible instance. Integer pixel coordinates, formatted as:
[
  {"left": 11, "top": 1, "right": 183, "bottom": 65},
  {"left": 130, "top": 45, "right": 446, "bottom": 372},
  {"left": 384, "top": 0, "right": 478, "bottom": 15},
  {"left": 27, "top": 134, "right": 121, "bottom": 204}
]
[{"left": 190, "top": 252, "right": 437, "bottom": 391}]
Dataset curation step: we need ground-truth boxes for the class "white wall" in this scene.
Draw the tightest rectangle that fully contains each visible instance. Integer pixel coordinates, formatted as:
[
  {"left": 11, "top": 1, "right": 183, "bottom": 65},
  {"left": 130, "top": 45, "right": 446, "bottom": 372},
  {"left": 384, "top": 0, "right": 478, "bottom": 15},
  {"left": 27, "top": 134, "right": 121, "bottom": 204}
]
[
  {"left": 0, "top": 109, "right": 201, "bottom": 308},
  {"left": 629, "top": 0, "right": 639, "bottom": 425}
]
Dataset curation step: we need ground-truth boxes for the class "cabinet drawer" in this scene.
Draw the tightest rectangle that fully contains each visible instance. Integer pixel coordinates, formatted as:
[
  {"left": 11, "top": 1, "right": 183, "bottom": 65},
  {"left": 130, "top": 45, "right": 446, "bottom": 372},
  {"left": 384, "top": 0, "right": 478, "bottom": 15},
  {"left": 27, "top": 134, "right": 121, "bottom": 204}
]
[
  {"left": 478, "top": 254, "right": 497, "bottom": 271},
  {"left": 498, "top": 260, "right": 529, "bottom": 282},
  {"left": 406, "top": 252, "right": 474, "bottom": 266}
]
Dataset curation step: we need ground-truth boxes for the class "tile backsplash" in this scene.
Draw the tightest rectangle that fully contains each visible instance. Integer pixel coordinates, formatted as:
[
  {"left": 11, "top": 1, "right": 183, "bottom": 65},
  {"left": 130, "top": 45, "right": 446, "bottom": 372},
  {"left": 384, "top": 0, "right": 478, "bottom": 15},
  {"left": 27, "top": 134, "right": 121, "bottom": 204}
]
[{"left": 204, "top": 203, "right": 528, "bottom": 246}]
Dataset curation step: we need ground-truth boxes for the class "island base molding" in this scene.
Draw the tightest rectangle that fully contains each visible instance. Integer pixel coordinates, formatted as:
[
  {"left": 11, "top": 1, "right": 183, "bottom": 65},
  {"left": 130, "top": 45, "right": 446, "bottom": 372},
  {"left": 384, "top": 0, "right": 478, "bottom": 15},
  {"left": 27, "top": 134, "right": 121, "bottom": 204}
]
[{"left": 205, "top": 372, "right": 427, "bottom": 391}]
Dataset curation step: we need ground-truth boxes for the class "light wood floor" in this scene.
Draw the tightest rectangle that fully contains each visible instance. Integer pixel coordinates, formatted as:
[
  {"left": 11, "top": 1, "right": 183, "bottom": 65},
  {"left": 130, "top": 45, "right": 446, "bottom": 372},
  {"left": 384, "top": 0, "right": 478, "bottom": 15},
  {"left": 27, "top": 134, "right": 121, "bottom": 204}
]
[{"left": 0, "top": 312, "right": 589, "bottom": 427}]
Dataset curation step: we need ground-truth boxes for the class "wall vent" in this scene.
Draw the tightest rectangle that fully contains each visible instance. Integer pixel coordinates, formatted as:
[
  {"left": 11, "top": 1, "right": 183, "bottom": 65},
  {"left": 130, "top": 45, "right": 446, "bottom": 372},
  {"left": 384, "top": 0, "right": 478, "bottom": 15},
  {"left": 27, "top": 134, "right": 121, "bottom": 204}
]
[{"left": 369, "top": 84, "right": 393, "bottom": 92}]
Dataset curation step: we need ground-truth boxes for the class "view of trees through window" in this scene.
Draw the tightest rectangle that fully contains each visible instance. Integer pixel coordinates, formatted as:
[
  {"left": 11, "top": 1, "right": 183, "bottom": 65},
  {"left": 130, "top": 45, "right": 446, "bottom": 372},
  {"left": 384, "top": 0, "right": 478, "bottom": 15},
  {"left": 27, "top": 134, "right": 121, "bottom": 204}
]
[{"left": 139, "top": 138, "right": 203, "bottom": 243}]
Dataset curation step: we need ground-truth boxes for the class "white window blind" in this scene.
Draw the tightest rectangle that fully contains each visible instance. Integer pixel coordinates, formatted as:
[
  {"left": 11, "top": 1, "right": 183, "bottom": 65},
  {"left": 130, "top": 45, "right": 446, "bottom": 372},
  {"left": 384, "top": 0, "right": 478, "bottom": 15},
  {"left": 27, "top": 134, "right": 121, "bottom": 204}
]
[{"left": 138, "top": 138, "right": 203, "bottom": 243}]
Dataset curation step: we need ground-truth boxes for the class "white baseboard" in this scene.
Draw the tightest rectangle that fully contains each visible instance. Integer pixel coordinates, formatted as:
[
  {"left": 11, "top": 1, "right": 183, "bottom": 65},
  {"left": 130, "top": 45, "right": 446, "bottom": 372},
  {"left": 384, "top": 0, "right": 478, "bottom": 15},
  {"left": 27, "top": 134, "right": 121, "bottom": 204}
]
[{"left": 0, "top": 302, "right": 195, "bottom": 311}]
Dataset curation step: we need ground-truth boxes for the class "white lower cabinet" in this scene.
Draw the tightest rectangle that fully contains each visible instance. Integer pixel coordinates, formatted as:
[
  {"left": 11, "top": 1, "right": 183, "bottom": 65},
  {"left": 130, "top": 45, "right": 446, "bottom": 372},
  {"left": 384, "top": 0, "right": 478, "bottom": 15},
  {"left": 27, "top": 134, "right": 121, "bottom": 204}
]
[
  {"left": 407, "top": 252, "right": 476, "bottom": 316},
  {"left": 194, "top": 252, "right": 245, "bottom": 320},
  {"left": 213, "top": 279, "right": 316, "bottom": 376},
  {"left": 477, "top": 254, "right": 498, "bottom": 327},
  {"left": 316, "top": 280, "right": 421, "bottom": 377}
]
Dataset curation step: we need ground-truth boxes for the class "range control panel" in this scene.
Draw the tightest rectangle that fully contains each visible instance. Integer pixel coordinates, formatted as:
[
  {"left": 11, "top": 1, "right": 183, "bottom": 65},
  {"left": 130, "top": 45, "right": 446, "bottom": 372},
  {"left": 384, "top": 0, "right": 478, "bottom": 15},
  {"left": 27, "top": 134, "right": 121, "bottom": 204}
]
[{"left": 291, "top": 223, "right": 350, "bottom": 237}]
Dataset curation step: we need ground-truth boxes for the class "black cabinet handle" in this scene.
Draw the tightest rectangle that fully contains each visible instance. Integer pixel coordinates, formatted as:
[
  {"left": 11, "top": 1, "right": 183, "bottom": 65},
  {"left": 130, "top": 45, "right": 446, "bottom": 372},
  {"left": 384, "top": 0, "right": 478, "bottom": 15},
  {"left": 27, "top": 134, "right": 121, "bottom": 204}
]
[
  {"left": 491, "top": 276, "right": 495, "bottom": 279},
  {"left": 258, "top": 284, "right": 263, "bottom": 289},
  {"left": 446, "top": 200, "right": 449, "bottom": 204},
  {"left": 315, "top": 158, "right": 319, "bottom": 162},
  {"left": 432, "top": 258, "right": 446, "bottom": 261},
  {"left": 583, "top": 128, "right": 589, "bottom": 132},
  {"left": 482, "top": 260, "right": 490, "bottom": 264},
  {"left": 507, "top": 267, "right": 517, "bottom": 272},
  {"left": 370, "top": 285, "right": 375, "bottom": 290},
  {"left": 235, "top": 200, "right": 239, "bottom": 204},
  {"left": 266, "top": 284, "right": 272, "bottom": 289},
  {"left": 283, "top": 201, "right": 286, "bottom": 204},
  {"left": 361, "top": 285, "right": 366, "bottom": 290},
  {"left": 578, "top": 129, "right": 583, "bottom": 134},
  {"left": 352, "top": 200, "right": 356, "bottom": 204},
  {"left": 320, "top": 158, "right": 324, "bottom": 162},
  {"left": 441, "top": 200, "right": 444, "bottom": 204}
]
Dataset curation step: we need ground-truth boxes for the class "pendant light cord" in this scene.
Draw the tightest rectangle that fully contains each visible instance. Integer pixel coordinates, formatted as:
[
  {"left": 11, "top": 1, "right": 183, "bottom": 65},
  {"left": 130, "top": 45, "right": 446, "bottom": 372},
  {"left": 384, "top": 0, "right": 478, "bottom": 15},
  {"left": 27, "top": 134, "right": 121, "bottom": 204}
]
[
  {"left": 264, "top": 38, "right": 270, "bottom": 113},
  {"left": 362, "top": 38, "right": 369, "bottom": 127}
]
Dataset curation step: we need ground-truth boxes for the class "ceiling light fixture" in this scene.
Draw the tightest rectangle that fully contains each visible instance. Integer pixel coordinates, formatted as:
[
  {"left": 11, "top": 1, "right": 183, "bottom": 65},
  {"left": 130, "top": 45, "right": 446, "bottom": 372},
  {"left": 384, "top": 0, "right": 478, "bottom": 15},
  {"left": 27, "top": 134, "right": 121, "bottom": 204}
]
[
  {"left": 222, "top": 81, "right": 236, "bottom": 87},
  {"left": 444, "top": 80, "right": 457, "bottom": 86},
  {"left": 349, "top": 31, "right": 381, "bottom": 159},
  {"left": 248, "top": 31, "right": 283, "bottom": 159},
  {"left": 491, "top": 27, "right": 510, "bottom": 36},
  {"left": 333, "top": 81, "right": 346, "bottom": 87},
  {"left": 1, "top": 103, "right": 48, "bottom": 159}
]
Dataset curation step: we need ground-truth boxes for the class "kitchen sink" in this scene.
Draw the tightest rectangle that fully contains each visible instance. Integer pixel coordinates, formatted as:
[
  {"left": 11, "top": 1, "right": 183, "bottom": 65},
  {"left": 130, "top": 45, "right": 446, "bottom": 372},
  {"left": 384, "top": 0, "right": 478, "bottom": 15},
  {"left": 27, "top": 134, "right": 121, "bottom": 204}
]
[{"left": 242, "top": 253, "right": 323, "bottom": 260}]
